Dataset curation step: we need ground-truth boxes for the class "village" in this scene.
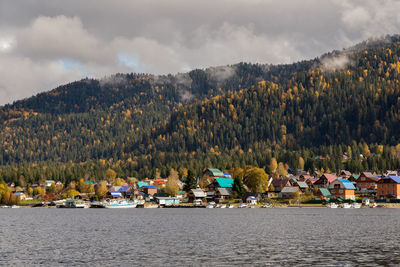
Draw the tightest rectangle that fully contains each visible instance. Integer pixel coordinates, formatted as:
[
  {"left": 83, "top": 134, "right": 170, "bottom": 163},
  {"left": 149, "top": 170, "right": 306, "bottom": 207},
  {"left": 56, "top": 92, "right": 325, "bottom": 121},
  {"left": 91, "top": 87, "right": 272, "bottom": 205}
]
[{"left": 1, "top": 167, "right": 400, "bottom": 209}]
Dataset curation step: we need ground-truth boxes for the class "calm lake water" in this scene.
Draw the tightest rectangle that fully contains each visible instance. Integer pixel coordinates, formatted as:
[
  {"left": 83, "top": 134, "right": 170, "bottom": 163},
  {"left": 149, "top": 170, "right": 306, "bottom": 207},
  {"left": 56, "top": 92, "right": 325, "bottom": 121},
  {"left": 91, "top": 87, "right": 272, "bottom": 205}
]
[{"left": 0, "top": 208, "right": 399, "bottom": 266}]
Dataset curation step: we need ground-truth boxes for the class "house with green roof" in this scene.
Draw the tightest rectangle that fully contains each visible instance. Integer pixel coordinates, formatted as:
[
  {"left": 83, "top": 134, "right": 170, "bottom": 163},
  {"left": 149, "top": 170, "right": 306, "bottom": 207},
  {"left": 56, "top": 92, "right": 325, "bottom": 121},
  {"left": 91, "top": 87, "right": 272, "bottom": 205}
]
[
  {"left": 203, "top": 168, "right": 225, "bottom": 178},
  {"left": 315, "top": 188, "right": 334, "bottom": 200}
]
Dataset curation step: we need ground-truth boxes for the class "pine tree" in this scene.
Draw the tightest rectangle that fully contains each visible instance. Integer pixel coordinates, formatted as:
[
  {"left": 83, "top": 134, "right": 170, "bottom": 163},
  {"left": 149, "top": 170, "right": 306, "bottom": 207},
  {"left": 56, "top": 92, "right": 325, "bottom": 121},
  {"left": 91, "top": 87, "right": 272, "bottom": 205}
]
[
  {"left": 183, "top": 169, "right": 197, "bottom": 192},
  {"left": 232, "top": 176, "right": 246, "bottom": 198}
]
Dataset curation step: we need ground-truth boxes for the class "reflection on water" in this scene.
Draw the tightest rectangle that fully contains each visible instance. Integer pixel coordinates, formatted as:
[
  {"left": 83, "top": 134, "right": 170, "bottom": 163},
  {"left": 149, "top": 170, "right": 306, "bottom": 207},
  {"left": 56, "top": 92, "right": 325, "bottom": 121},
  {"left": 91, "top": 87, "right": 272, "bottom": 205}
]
[{"left": 0, "top": 208, "right": 399, "bottom": 266}]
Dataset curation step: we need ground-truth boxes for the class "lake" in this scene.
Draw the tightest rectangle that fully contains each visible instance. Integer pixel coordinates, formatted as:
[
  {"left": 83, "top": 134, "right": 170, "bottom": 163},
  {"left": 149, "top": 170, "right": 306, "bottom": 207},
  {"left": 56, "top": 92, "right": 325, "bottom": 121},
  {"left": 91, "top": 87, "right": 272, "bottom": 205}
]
[{"left": 0, "top": 208, "right": 399, "bottom": 266}]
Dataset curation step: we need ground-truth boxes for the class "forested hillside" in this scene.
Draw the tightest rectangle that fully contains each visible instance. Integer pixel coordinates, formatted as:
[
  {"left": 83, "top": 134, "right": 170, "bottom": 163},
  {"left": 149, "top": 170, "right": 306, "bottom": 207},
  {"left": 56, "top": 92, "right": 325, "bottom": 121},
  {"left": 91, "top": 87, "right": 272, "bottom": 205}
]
[{"left": 1, "top": 36, "right": 400, "bottom": 183}]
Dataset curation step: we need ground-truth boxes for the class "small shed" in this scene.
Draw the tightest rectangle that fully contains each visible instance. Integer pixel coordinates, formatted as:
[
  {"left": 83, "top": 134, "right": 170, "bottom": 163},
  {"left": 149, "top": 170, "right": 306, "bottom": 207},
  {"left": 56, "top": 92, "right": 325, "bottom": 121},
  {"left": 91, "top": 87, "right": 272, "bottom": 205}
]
[{"left": 246, "top": 196, "right": 257, "bottom": 205}]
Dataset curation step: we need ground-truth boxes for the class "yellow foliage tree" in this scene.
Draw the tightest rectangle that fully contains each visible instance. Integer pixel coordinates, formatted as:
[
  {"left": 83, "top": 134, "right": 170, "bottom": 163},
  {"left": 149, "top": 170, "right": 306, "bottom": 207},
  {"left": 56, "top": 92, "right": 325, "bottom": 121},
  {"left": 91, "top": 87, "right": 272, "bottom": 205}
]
[{"left": 243, "top": 167, "right": 269, "bottom": 193}]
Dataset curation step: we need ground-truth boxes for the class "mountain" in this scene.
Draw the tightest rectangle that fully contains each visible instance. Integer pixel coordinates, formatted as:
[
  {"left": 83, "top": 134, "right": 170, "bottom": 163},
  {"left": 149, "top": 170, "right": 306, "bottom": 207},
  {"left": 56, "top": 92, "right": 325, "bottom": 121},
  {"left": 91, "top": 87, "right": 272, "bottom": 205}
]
[{"left": 1, "top": 36, "right": 400, "bottom": 183}]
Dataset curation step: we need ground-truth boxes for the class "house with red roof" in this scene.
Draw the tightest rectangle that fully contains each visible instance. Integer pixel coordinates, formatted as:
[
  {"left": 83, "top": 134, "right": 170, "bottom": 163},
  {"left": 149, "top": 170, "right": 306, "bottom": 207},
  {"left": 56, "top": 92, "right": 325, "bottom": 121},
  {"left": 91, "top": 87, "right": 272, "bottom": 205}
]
[{"left": 314, "top": 174, "right": 337, "bottom": 188}]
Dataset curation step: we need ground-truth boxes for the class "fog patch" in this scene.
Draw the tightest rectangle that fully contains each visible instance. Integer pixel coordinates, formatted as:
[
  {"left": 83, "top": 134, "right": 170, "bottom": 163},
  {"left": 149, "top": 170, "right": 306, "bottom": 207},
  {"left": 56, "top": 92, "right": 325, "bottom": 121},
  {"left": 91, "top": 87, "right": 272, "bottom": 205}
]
[
  {"left": 99, "top": 74, "right": 128, "bottom": 87},
  {"left": 207, "top": 65, "right": 236, "bottom": 82},
  {"left": 320, "top": 54, "right": 351, "bottom": 71},
  {"left": 179, "top": 90, "right": 194, "bottom": 102}
]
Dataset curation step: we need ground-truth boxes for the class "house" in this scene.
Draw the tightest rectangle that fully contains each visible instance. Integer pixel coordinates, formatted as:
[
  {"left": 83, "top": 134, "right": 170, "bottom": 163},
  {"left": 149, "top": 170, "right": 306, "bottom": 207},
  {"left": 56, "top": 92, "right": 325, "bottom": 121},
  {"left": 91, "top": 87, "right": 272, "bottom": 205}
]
[
  {"left": 137, "top": 181, "right": 149, "bottom": 188},
  {"left": 31, "top": 183, "right": 40, "bottom": 189},
  {"left": 314, "top": 188, "right": 333, "bottom": 201},
  {"left": 356, "top": 173, "right": 380, "bottom": 191},
  {"left": 14, "top": 192, "right": 30, "bottom": 200},
  {"left": 384, "top": 170, "right": 398, "bottom": 177},
  {"left": 141, "top": 186, "right": 158, "bottom": 196},
  {"left": 314, "top": 174, "right": 337, "bottom": 188},
  {"left": 279, "top": 186, "right": 301, "bottom": 198},
  {"left": 108, "top": 191, "right": 122, "bottom": 198},
  {"left": 203, "top": 168, "right": 225, "bottom": 178},
  {"left": 215, "top": 187, "right": 233, "bottom": 202},
  {"left": 109, "top": 186, "right": 133, "bottom": 198},
  {"left": 188, "top": 189, "right": 206, "bottom": 202},
  {"left": 154, "top": 196, "right": 180, "bottom": 206},
  {"left": 153, "top": 179, "right": 167, "bottom": 186},
  {"left": 376, "top": 176, "right": 400, "bottom": 199},
  {"left": 294, "top": 181, "right": 309, "bottom": 192},
  {"left": 45, "top": 180, "right": 56, "bottom": 187},
  {"left": 298, "top": 174, "right": 314, "bottom": 182},
  {"left": 328, "top": 179, "right": 356, "bottom": 200},
  {"left": 306, "top": 178, "right": 319, "bottom": 188},
  {"left": 206, "top": 191, "right": 216, "bottom": 202},
  {"left": 207, "top": 178, "right": 234, "bottom": 190},
  {"left": 348, "top": 174, "right": 360, "bottom": 184},
  {"left": 246, "top": 196, "right": 257, "bottom": 205},
  {"left": 271, "top": 178, "right": 291, "bottom": 193},
  {"left": 339, "top": 170, "right": 352, "bottom": 178}
]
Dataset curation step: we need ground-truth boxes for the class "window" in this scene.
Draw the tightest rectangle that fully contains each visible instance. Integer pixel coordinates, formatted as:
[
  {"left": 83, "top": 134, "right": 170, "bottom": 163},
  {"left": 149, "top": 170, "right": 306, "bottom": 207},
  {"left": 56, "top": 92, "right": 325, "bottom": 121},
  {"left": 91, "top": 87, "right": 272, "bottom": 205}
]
[
  {"left": 339, "top": 189, "right": 343, "bottom": 194},
  {"left": 361, "top": 177, "right": 365, "bottom": 181}
]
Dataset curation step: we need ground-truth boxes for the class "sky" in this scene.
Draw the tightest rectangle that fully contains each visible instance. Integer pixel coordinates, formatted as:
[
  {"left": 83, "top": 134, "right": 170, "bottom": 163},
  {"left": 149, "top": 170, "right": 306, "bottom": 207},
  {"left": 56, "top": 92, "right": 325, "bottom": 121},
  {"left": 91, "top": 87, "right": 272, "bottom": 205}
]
[{"left": 1, "top": 0, "right": 400, "bottom": 105}]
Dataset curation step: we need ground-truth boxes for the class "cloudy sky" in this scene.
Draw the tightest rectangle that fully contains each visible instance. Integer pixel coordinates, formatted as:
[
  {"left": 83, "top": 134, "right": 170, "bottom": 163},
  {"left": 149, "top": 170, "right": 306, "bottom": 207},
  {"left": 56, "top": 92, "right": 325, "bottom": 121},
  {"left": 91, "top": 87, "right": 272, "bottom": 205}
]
[{"left": 0, "top": 0, "right": 400, "bottom": 105}]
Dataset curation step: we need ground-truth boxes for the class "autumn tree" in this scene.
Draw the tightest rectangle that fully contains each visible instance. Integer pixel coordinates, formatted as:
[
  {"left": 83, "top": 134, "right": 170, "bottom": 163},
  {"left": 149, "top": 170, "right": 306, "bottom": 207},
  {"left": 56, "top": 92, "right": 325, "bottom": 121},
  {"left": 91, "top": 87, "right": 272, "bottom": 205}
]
[
  {"left": 95, "top": 181, "right": 108, "bottom": 199},
  {"left": 165, "top": 177, "right": 180, "bottom": 196},
  {"left": 298, "top": 157, "right": 305, "bottom": 170},
  {"left": 269, "top": 158, "right": 278, "bottom": 173},
  {"left": 243, "top": 167, "right": 269, "bottom": 193}
]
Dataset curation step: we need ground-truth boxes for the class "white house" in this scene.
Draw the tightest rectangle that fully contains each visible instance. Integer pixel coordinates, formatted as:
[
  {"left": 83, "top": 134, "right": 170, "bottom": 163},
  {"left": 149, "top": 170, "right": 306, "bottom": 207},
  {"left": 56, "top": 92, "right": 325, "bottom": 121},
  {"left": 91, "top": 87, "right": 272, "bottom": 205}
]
[{"left": 246, "top": 196, "right": 257, "bottom": 205}]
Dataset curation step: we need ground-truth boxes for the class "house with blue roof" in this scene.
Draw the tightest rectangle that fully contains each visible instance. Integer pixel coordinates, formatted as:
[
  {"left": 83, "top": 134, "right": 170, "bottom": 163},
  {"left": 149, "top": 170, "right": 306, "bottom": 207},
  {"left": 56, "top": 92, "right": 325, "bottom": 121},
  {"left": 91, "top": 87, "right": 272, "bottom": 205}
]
[
  {"left": 377, "top": 176, "right": 400, "bottom": 199},
  {"left": 207, "top": 177, "right": 234, "bottom": 190},
  {"left": 137, "top": 181, "right": 149, "bottom": 188},
  {"left": 328, "top": 179, "right": 356, "bottom": 200}
]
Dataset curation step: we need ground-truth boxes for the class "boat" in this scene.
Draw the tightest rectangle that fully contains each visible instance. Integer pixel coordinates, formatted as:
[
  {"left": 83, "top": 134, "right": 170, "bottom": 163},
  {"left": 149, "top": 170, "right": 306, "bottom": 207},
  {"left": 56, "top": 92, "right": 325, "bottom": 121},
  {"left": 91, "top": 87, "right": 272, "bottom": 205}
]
[
  {"left": 0, "top": 205, "right": 10, "bottom": 208},
  {"left": 11, "top": 205, "right": 20, "bottom": 208},
  {"left": 261, "top": 204, "right": 273, "bottom": 208},
  {"left": 341, "top": 203, "right": 352, "bottom": 209},
  {"left": 90, "top": 201, "right": 107, "bottom": 208},
  {"left": 215, "top": 204, "right": 221, "bottom": 208},
  {"left": 238, "top": 204, "right": 248, "bottom": 208},
  {"left": 219, "top": 204, "right": 226, "bottom": 208},
  {"left": 352, "top": 203, "right": 361, "bottom": 209},
  {"left": 206, "top": 204, "right": 215, "bottom": 208},
  {"left": 327, "top": 203, "right": 338, "bottom": 208},
  {"left": 61, "top": 199, "right": 90, "bottom": 208},
  {"left": 227, "top": 204, "right": 234, "bottom": 208},
  {"left": 104, "top": 199, "right": 137, "bottom": 209}
]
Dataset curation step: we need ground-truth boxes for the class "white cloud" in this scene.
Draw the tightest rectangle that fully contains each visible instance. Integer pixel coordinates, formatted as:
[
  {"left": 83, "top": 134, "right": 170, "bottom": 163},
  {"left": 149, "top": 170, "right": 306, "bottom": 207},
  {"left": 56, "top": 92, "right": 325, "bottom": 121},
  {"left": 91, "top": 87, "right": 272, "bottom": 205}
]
[{"left": 1, "top": 0, "right": 400, "bottom": 105}]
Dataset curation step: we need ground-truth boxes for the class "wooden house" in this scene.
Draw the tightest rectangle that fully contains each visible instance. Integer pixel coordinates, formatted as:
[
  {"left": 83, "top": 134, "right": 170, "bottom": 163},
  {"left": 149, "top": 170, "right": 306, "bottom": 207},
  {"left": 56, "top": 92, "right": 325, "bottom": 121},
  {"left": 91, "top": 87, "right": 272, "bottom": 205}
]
[
  {"left": 356, "top": 172, "right": 380, "bottom": 191},
  {"left": 377, "top": 176, "right": 400, "bottom": 199},
  {"left": 314, "top": 174, "right": 337, "bottom": 188},
  {"left": 188, "top": 189, "right": 206, "bottom": 202},
  {"left": 328, "top": 179, "right": 356, "bottom": 200},
  {"left": 271, "top": 178, "right": 291, "bottom": 193}
]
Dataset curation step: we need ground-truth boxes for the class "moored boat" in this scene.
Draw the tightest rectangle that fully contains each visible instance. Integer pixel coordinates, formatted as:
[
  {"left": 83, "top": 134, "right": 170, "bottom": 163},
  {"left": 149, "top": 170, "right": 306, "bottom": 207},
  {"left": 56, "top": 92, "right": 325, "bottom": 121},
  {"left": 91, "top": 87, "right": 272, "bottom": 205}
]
[
  {"left": 261, "top": 204, "right": 273, "bottom": 208},
  {"left": 238, "top": 203, "right": 248, "bottom": 208},
  {"left": 327, "top": 203, "right": 338, "bottom": 208},
  {"left": 352, "top": 203, "right": 361, "bottom": 209},
  {"left": 60, "top": 199, "right": 90, "bottom": 208},
  {"left": 341, "top": 203, "right": 352, "bottom": 209},
  {"left": 104, "top": 199, "right": 137, "bottom": 209}
]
